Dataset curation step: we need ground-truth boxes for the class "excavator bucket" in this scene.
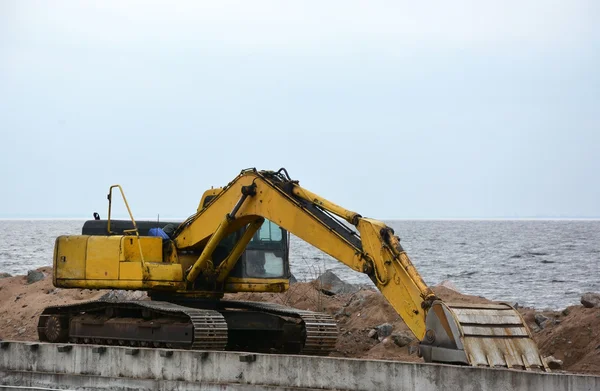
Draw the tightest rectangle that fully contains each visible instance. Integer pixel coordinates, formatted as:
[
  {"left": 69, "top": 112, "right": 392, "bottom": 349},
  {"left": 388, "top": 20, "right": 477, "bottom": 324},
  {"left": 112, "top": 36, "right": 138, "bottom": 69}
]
[{"left": 419, "top": 302, "right": 549, "bottom": 371}]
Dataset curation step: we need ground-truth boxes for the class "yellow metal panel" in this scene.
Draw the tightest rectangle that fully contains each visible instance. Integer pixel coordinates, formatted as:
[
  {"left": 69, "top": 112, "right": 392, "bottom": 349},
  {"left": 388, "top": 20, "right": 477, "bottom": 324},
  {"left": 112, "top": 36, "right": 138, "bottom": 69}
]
[
  {"left": 54, "top": 235, "right": 88, "bottom": 280},
  {"left": 86, "top": 236, "right": 121, "bottom": 280},
  {"left": 197, "top": 188, "right": 223, "bottom": 212},
  {"left": 119, "top": 262, "right": 183, "bottom": 282},
  {"left": 57, "top": 279, "right": 184, "bottom": 290},
  {"left": 109, "top": 262, "right": 183, "bottom": 287},
  {"left": 119, "top": 262, "right": 144, "bottom": 280},
  {"left": 147, "top": 262, "right": 183, "bottom": 281},
  {"left": 120, "top": 236, "right": 163, "bottom": 262},
  {"left": 224, "top": 277, "right": 289, "bottom": 293}
]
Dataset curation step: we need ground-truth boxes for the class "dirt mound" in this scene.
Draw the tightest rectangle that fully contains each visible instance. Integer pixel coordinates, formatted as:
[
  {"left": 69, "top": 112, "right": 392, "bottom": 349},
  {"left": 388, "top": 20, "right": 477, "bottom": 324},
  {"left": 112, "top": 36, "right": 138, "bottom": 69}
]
[
  {"left": 1, "top": 267, "right": 599, "bottom": 376},
  {"left": 0, "top": 267, "right": 108, "bottom": 341},
  {"left": 520, "top": 306, "right": 600, "bottom": 374}
]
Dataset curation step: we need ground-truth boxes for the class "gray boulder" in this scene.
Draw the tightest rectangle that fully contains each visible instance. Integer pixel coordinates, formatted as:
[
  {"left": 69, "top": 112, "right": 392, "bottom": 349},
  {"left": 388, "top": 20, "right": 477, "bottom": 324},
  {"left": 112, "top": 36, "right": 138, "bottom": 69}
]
[
  {"left": 334, "top": 308, "right": 350, "bottom": 318},
  {"left": 534, "top": 313, "right": 550, "bottom": 329},
  {"left": 376, "top": 323, "right": 393, "bottom": 341},
  {"left": 581, "top": 292, "right": 600, "bottom": 308},
  {"left": 390, "top": 331, "right": 414, "bottom": 347},
  {"left": 316, "top": 270, "right": 358, "bottom": 295},
  {"left": 26, "top": 270, "right": 45, "bottom": 284}
]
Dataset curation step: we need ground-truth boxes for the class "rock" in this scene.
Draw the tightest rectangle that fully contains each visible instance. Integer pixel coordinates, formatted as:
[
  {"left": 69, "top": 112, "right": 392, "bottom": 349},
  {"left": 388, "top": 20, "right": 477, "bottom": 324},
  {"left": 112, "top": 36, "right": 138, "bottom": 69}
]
[
  {"left": 100, "top": 290, "right": 147, "bottom": 302},
  {"left": 316, "top": 270, "right": 359, "bottom": 295},
  {"left": 437, "top": 280, "right": 459, "bottom": 292},
  {"left": 368, "top": 329, "right": 378, "bottom": 339},
  {"left": 0, "top": 272, "right": 11, "bottom": 279},
  {"left": 562, "top": 308, "right": 570, "bottom": 316},
  {"left": 17, "top": 327, "right": 26, "bottom": 335},
  {"left": 545, "top": 356, "right": 563, "bottom": 370},
  {"left": 390, "top": 331, "right": 414, "bottom": 347},
  {"left": 376, "top": 323, "right": 393, "bottom": 341},
  {"left": 334, "top": 308, "right": 350, "bottom": 318},
  {"left": 381, "top": 336, "right": 393, "bottom": 347},
  {"left": 534, "top": 313, "right": 550, "bottom": 329},
  {"left": 26, "top": 270, "right": 45, "bottom": 284},
  {"left": 289, "top": 273, "right": 298, "bottom": 284},
  {"left": 581, "top": 292, "right": 600, "bottom": 308}
]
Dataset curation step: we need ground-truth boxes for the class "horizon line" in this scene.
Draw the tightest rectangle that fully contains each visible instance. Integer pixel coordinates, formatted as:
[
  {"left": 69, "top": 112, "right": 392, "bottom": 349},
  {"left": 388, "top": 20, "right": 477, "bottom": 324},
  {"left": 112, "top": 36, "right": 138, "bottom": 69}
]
[{"left": 1, "top": 216, "right": 600, "bottom": 221}]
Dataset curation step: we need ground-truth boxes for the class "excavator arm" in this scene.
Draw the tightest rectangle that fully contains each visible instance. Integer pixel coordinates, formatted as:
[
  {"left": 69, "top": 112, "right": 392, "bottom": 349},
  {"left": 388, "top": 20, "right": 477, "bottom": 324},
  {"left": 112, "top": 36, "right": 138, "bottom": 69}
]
[
  {"left": 173, "top": 168, "right": 436, "bottom": 339},
  {"left": 171, "top": 168, "right": 548, "bottom": 370}
]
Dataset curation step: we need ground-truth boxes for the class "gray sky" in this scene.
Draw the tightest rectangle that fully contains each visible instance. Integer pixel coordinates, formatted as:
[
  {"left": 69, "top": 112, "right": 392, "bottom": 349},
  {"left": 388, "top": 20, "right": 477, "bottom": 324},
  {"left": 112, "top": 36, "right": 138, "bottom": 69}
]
[{"left": 1, "top": 1, "right": 599, "bottom": 219}]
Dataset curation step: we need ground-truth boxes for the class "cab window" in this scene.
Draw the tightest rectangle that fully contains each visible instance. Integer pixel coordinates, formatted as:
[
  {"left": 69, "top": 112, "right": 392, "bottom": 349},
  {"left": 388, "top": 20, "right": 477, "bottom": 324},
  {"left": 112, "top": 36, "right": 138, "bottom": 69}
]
[{"left": 245, "top": 220, "right": 286, "bottom": 278}]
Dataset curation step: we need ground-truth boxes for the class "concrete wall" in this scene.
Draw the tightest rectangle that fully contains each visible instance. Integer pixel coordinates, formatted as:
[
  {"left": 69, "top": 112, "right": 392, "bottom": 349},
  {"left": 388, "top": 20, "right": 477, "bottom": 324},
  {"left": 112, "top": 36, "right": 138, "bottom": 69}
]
[{"left": 0, "top": 342, "right": 598, "bottom": 391}]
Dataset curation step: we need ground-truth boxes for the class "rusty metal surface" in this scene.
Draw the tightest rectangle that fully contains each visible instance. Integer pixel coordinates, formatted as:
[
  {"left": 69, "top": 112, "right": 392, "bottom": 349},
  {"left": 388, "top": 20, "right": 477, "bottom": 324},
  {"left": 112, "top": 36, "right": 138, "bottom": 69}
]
[
  {"left": 460, "top": 325, "right": 529, "bottom": 337},
  {"left": 420, "top": 301, "right": 548, "bottom": 371},
  {"left": 462, "top": 335, "right": 546, "bottom": 369},
  {"left": 136, "top": 301, "right": 228, "bottom": 350},
  {"left": 219, "top": 300, "right": 338, "bottom": 355},
  {"left": 448, "top": 302, "right": 547, "bottom": 370},
  {"left": 39, "top": 300, "right": 228, "bottom": 350},
  {"left": 449, "top": 307, "right": 524, "bottom": 325},
  {"left": 301, "top": 313, "right": 339, "bottom": 355},
  {"left": 40, "top": 298, "right": 337, "bottom": 356}
]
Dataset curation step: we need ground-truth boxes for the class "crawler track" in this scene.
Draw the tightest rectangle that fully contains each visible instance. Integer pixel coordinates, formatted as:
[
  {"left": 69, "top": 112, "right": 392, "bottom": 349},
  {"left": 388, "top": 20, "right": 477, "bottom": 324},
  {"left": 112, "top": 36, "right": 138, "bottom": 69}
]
[
  {"left": 38, "top": 300, "right": 228, "bottom": 350},
  {"left": 219, "top": 300, "right": 338, "bottom": 355},
  {"left": 38, "top": 299, "right": 338, "bottom": 356}
]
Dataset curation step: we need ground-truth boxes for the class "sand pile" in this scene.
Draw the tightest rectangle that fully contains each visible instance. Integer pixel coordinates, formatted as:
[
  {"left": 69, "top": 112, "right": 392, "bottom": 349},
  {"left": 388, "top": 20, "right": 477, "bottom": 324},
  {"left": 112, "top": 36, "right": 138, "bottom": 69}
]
[
  {"left": 0, "top": 267, "right": 109, "bottom": 341},
  {"left": 1, "top": 268, "right": 598, "bottom": 376}
]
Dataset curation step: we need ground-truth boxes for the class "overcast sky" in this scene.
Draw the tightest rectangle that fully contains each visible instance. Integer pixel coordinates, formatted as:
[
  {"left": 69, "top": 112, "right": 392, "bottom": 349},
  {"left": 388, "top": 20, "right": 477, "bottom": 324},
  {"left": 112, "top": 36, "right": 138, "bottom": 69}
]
[{"left": 1, "top": 1, "right": 599, "bottom": 219}]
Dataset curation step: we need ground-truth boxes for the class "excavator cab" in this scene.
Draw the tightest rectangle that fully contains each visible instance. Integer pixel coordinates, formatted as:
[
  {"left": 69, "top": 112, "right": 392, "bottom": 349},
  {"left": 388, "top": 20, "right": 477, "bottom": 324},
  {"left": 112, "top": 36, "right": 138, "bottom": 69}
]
[{"left": 229, "top": 220, "right": 289, "bottom": 279}]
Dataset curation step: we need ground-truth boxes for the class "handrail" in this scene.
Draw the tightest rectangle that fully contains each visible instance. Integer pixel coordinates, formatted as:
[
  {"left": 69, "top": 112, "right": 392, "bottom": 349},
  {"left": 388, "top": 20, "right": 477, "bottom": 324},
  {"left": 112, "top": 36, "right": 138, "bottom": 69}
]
[{"left": 107, "top": 185, "right": 146, "bottom": 269}]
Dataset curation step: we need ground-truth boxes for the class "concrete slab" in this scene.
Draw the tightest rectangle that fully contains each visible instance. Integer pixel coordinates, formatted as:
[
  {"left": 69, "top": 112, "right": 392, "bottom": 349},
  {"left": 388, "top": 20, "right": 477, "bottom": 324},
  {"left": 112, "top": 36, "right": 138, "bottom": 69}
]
[{"left": 0, "top": 342, "right": 597, "bottom": 391}]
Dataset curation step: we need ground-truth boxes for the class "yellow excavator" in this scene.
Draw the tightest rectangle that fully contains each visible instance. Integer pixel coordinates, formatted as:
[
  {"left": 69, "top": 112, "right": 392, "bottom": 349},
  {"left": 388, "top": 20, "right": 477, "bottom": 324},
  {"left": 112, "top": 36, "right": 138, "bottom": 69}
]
[{"left": 38, "top": 168, "right": 547, "bottom": 370}]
